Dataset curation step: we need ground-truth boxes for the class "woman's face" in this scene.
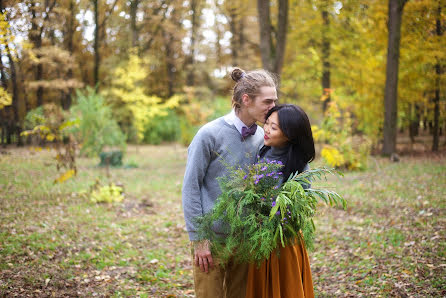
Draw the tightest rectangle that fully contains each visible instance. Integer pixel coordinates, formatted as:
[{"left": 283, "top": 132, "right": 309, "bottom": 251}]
[
  {"left": 244, "top": 86, "right": 277, "bottom": 123},
  {"left": 263, "top": 111, "right": 288, "bottom": 147}
]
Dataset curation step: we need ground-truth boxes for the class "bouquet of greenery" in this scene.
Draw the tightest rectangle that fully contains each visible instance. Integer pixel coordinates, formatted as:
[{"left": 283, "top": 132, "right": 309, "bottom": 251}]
[{"left": 195, "top": 159, "right": 346, "bottom": 265}]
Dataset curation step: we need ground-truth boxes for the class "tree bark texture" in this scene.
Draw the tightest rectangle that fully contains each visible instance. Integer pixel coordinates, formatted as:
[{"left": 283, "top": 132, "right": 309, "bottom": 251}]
[
  {"left": 409, "top": 104, "right": 420, "bottom": 143},
  {"left": 30, "top": 0, "right": 43, "bottom": 107},
  {"left": 93, "top": 0, "right": 100, "bottom": 88},
  {"left": 1, "top": 2, "right": 21, "bottom": 145},
  {"left": 186, "top": 0, "right": 201, "bottom": 86},
  {"left": 382, "top": 0, "right": 407, "bottom": 156},
  {"left": 228, "top": 7, "right": 238, "bottom": 66},
  {"left": 257, "top": 0, "right": 289, "bottom": 76},
  {"left": 257, "top": 0, "right": 273, "bottom": 72},
  {"left": 321, "top": 0, "right": 331, "bottom": 113},
  {"left": 163, "top": 29, "right": 175, "bottom": 97},
  {"left": 432, "top": 1, "right": 442, "bottom": 151},
  {"left": 275, "top": 0, "right": 288, "bottom": 75},
  {"left": 0, "top": 0, "right": 6, "bottom": 146},
  {"left": 62, "top": 0, "right": 76, "bottom": 110},
  {"left": 7, "top": 49, "right": 21, "bottom": 145},
  {"left": 130, "top": 0, "right": 140, "bottom": 48}
]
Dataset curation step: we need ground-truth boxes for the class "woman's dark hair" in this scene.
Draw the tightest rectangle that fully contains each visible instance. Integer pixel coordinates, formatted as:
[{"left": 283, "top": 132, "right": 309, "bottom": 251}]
[{"left": 265, "top": 104, "right": 315, "bottom": 180}]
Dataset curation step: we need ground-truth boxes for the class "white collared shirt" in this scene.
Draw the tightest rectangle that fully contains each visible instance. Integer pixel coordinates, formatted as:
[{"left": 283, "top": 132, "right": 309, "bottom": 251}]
[{"left": 224, "top": 109, "right": 249, "bottom": 136}]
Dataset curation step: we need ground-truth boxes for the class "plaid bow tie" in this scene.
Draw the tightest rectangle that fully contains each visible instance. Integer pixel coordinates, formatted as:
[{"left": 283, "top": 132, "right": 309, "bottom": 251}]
[{"left": 241, "top": 125, "right": 257, "bottom": 139}]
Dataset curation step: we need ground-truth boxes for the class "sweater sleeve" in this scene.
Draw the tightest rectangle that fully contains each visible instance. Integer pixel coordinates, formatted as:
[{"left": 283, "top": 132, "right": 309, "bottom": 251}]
[{"left": 182, "top": 127, "right": 214, "bottom": 241}]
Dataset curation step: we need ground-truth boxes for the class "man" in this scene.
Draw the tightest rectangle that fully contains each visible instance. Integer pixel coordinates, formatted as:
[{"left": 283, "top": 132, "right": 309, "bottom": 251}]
[{"left": 182, "top": 68, "right": 278, "bottom": 297}]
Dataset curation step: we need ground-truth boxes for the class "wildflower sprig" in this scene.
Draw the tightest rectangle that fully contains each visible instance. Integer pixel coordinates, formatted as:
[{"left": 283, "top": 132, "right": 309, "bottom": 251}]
[{"left": 195, "top": 160, "right": 345, "bottom": 265}]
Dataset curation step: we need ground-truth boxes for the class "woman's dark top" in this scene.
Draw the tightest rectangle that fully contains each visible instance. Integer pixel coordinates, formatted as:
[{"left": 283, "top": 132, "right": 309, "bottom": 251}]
[{"left": 258, "top": 145, "right": 310, "bottom": 187}]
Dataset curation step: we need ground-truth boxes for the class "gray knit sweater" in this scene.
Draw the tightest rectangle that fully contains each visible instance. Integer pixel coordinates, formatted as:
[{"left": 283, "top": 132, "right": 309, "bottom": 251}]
[{"left": 182, "top": 116, "right": 264, "bottom": 241}]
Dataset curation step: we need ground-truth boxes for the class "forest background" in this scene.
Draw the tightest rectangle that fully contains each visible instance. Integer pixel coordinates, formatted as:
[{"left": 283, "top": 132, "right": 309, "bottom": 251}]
[
  {"left": 0, "top": 0, "right": 444, "bottom": 158},
  {"left": 0, "top": 0, "right": 445, "bottom": 297}
]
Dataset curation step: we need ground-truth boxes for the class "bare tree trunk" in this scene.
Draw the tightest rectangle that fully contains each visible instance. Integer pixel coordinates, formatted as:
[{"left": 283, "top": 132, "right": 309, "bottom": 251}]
[
  {"left": 62, "top": 0, "right": 75, "bottom": 110},
  {"left": 409, "top": 103, "right": 420, "bottom": 144},
  {"left": 163, "top": 29, "right": 175, "bottom": 97},
  {"left": 2, "top": 2, "right": 21, "bottom": 146},
  {"left": 382, "top": 0, "right": 407, "bottom": 156},
  {"left": 0, "top": 0, "right": 6, "bottom": 146},
  {"left": 321, "top": 0, "right": 331, "bottom": 113},
  {"left": 186, "top": 0, "right": 201, "bottom": 86},
  {"left": 257, "top": 0, "right": 289, "bottom": 75},
  {"left": 130, "top": 0, "right": 140, "bottom": 48},
  {"left": 6, "top": 45, "right": 21, "bottom": 146},
  {"left": 30, "top": 0, "right": 43, "bottom": 107},
  {"left": 215, "top": 20, "right": 223, "bottom": 65},
  {"left": 432, "top": 1, "right": 442, "bottom": 151},
  {"left": 93, "top": 0, "right": 100, "bottom": 88},
  {"left": 238, "top": 17, "right": 245, "bottom": 66},
  {"left": 274, "top": 0, "right": 288, "bottom": 75},
  {"left": 257, "top": 0, "right": 273, "bottom": 72},
  {"left": 228, "top": 7, "right": 238, "bottom": 66}
]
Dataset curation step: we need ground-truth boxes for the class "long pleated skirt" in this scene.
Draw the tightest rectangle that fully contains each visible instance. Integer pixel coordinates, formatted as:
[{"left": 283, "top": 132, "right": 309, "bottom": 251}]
[{"left": 245, "top": 240, "right": 314, "bottom": 298}]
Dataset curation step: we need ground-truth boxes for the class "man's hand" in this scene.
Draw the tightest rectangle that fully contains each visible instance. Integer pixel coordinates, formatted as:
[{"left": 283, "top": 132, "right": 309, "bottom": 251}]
[{"left": 194, "top": 240, "right": 214, "bottom": 273}]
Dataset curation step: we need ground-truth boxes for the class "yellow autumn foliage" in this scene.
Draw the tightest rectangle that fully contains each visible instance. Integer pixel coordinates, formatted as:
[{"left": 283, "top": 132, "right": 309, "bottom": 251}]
[
  {"left": 315, "top": 95, "right": 371, "bottom": 170},
  {"left": 54, "top": 169, "right": 76, "bottom": 184},
  {"left": 105, "top": 50, "right": 182, "bottom": 142},
  {"left": 0, "top": 12, "right": 14, "bottom": 56},
  {"left": 321, "top": 146, "right": 345, "bottom": 168},
  {"left": 0, "top": 87, "right": 12, "bottom": 110}
]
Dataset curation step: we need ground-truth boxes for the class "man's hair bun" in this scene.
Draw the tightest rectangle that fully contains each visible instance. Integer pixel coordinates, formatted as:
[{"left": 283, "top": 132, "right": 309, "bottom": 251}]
[{"left": 231, "top": 68, "right": 245, "bottom": 82}]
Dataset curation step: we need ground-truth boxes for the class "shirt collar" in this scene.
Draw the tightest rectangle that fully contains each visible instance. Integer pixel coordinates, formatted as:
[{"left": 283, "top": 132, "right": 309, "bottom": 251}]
[{"left": 224, "top": 109, "right": 250, "bottom": 136}]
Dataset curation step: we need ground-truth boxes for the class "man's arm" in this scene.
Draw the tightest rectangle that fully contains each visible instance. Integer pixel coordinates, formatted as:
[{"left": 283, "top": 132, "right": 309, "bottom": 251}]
[
  {"left": 182, "top": 128, "right": 213, "bottom": 240},
  {"left": 182, "top": 128, "right": 215, "bottom": 273}
]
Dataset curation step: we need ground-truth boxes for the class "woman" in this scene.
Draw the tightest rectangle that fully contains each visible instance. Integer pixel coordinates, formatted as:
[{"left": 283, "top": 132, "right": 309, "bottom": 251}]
[{"left": 245, "top": 104, "right": 315, "bottom": 298}]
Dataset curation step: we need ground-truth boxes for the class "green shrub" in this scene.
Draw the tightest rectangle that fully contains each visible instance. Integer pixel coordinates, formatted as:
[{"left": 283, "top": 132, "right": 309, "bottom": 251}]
[
  {"left": 178, "top": 94, "right": 231, "bottom": 146},
  {"left": 143, "top": 110, "right": 180, "bottom": 144},
  {"left": 70, "top": 87, "right": 126, "bottom": 157},
  {"left": 24, "top": 106, "right": 45, "bottom": 130},
  {"left": 99, "top": 151, "right": 123, "bottom": 167}
]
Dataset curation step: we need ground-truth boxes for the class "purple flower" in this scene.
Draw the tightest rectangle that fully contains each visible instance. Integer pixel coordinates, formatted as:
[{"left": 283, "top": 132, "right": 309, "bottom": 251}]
[
  {"left": 277, "top": 161, "right": 283, "bottom": 165},
  {"left": 273, "top": 176, "right": 279, "bottom": 179},
  {"left": 277, "top": 172, "right": 283, "bottom": 175},
  {"left": 261, "top": 166, "right": 267, "bottom": 171},
  {"left": 243, "top": 174, "right": 248, "bottom": 180},
  {"left": 260, "top": 197, "right": 265, "bottom": 201},
  {"left": 258, "top": 174, "right": 264, "bottom": 179},
  {"left": 273, "top": 186, "right": 279, "bottom": 189},
  {"left": 272, "top": 201, "right": 276, "bottom": 207},
  {"left": 276, "top": 210, "right": 280, "bottom": 216},
  {"left": 254, "top": 179, "right": 259, "bottom": 185}
]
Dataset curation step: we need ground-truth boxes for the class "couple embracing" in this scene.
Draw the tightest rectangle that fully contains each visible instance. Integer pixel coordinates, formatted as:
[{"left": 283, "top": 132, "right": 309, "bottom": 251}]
[{"left": 182, "top": 68, "right": 315, "bottom": 298}]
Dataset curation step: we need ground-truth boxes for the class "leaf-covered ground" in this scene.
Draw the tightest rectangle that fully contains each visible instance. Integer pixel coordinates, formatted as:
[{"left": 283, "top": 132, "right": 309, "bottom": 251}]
[{"left": 0, "top": 145, "right": 445, "bottom": 297}]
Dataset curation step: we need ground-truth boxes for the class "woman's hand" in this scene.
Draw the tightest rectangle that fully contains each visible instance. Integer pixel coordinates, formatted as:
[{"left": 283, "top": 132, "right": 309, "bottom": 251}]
[{"left": 194, "top": 240, "right": 214, "bottom": 273}]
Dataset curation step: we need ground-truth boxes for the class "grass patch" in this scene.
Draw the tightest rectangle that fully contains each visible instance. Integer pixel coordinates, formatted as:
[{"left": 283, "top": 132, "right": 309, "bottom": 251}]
[{"left": 0, "top": 145, "right": 444, "bottom": 296}]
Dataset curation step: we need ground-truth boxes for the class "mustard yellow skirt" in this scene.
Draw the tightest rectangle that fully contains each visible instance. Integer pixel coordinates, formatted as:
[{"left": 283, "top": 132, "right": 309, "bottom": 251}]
[{"left": 245, "top": 240, "right": 314, "bottom": 298}]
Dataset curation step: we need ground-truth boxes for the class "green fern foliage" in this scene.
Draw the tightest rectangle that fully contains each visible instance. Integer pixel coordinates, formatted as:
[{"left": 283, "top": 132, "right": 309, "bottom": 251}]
[{"left": 195, "top": 161, "right": 346, "bottom": 265}]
